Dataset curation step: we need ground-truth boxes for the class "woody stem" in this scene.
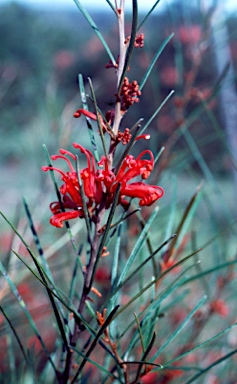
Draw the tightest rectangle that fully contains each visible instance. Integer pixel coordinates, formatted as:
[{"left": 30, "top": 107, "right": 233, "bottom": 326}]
[
  {"left": 61, "top": 204, "right": 106, "bottom": 383},
  {"left": 113, "top": 0, "right": 126, "bottom": 136}
]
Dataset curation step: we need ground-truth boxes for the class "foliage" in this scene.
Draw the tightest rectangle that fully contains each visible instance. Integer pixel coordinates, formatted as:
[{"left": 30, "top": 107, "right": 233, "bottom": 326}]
[{"left": 0, "top": 1, "right": 237, "bottom": 384}]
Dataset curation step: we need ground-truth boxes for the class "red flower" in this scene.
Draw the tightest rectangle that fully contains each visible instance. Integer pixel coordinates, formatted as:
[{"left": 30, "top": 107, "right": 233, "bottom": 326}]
[
  {"left": 42, "top": 144, "right": 164, "bottom": 228},
  {"left": 209, "top": 299, "right": 229, "bottom": 318},
  {"left": 119, "top": 77, "right": 142, "bottom": 111}
]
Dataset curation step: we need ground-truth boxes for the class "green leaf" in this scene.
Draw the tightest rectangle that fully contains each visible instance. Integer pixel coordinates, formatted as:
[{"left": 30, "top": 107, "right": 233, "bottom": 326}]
[
  {"left": 137, "top": 0, "right": 162, "bottom": 30},
  {"left": 89, "top": 184, "right": 122, "bottom": 287},
  {"left": 151, "top": 296, "right": 207, "bottom": 361},
  {"left": 164, "top": 323, "right": 237, "bottom": 368},
  {"left": 182, "top": 127, "right": 234, "bottom": 225},
  {"left": 140, "top": 90, "right": 174, "bottom": 135},
  {"left": 23, "top": 198, "right": 53, "bottom": 282},
  {"left": 25, "top": 247, "right": 70, "bottom": 354},
  {"left": 73, "top": 0, "right": 115, "bottom": 64},
  {"left": 135, "top": 332, "right": 157, "bottom": 383},
  {"left": 184, "top": 347, "right": 237, "bottom": 384},
  {"left": 78, "top": 74, "right": 99, "bottom": 162},
  {"left": 182, "top": 258, "right": 237, "bottom": 285},
  {"left": 154, "top": 146, "right": 165, "bottom": 165},
  {"left": 88, "top": 77, "right": 108, "bottom": 157},
  {"left": 114, "top": 248, "right": 202, "bottom": 320},
  {"left": 119, "top": 234, "right": 176, "bottom": 292},
  {"left": 0, "top": 261, "right": 58, "bottom": 374},
  {"left": 75, "top": 155, "right": 93, "bottom": 245},
  {"left": 105, "top": 0, "right": 117, "bottom": 15},
  {"left": 10, "top": 248, "right": 92, "bottom": 336},
  {"left": 69, "top": 250, "right": 82, "bottom": 305},
  {"left": 117, "top": 263, "right": 197, "bottom": 343},
  {"left": 111, "top": 223, "right": 122, "bottom": 288},
  {"left": 0, "top": 305, "right": 28, "bottom": 364},
  {"left": 72, "top": 347, "right": 122, "bottom": 382},
  {"left": 118, "top": 0, "right": 138, "bottom": 93},
  {"left": 134, "top": 312, "right": 145, "bottom": 353},
  {"left": 117, "top": 206, "right": 160, "bottom": 286},
  {"left": 140, "top": 33, "right": 174, "bottom": 91},
  {"left": 168, "top": 183, "right": 203, "bottom": 255},
  {"left": 103, "top": 234, "right": 176, "bottom": 311},
  {"left": 71, "top": 305, "right": 120, "bottom": 383}
]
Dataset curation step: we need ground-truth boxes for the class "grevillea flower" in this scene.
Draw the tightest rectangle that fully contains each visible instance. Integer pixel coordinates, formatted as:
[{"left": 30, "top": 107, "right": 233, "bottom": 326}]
[{"left": 42, "top": 144, "right": 164, "bottom": 228}]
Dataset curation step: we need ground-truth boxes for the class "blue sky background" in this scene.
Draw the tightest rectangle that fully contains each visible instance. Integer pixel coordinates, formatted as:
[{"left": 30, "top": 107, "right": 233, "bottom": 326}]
[
  {"left": 0, "top": 0, "right": 236, "bottom": 12},
  {"left": 1, "top": 0, "right": 160, "bottom": 10}
]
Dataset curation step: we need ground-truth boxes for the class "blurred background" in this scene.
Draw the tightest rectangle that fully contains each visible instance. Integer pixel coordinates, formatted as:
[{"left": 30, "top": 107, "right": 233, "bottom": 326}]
[
  {"left": 1, "top": 2, "right": 237, "bottom": 380},
  {"left": 1, "top": 0, "right": 237, "bottom": 223}
]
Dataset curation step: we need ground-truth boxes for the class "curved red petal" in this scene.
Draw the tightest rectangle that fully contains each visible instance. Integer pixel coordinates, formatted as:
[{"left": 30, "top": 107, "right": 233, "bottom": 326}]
[
  {"left": 121, "top": 182, "right": 164, "bottom": 206},
  {"left": 74, "top": 109, "right": 97, "bottom": 120},
  {"left": 50, "top": 210, "right": 82, "bottom": 228}
]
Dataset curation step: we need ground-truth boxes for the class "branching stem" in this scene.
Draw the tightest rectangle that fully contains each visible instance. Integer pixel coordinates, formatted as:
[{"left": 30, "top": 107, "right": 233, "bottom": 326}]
[{"left": 113, "top": 0, "right": 126, "bottom": 136}]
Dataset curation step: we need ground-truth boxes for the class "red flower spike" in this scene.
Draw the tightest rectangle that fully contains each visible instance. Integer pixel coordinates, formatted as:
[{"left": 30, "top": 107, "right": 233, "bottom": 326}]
[{"left": 43, "top": 143, "right": 164, "bottom": 228}]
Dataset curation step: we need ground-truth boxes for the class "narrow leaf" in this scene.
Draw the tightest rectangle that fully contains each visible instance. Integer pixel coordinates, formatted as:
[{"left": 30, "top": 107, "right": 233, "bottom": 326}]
[
  {"left": 117, "top": 206, "right": 160, "bottom": 286},
  {"left": 140, "top": 33, "right": 174, "bottom": 91},
  {"left": 118, "top": 0, "right": 138, "bottom": 93},
  {"left": 114, "top": 248, "right": 202, "bottom": 319},
  {"left": 72, "top": 305, "right": 120, "bottom": 382},
  {"left": 135, "top": 332, "right": 157, "bottom": 383},
  {"left": 26, "top": 247, "right": 70, "bottom": 354},
  {"left": 168, "top": 183, "right": 203, "bottom": 257},
  {"left": 75, "top": 155, "right": 92, "bottom": 246},
  {"left": 0, "top": 261, "right": 58, "bottom": 373},
  {"left": 164, "top": 323, "right": 237, "bottom": 368},
  {"left": 0, "top": 305, "right": 28, "bottom": 364},
  {"left": 151, "top": 296, "right": 207, "bottom": 361},
  {"left": 105, "top": 0, "right": 117, "bottom": 14},
  {"left": 73, "top": 0, "right": 115, "bottom": 64},
  {"left": 88, "top": 77, "right": 108, "bottom": 157},
  {"left": 23, "top": 198, "right": 53, "bottom": 281},
  {"left": 78, "top": 74, "right": 99, "bottom": 162},
  {"left": 182, "top": 258, "right": 237, "bottom": 285},
  {"left": 141, "top": 91, "right": 174, "bottom": 135},
  {"left": 184, "top": 347, "right": 237, "bottom": 384},
  {"left": 137, "top": 0, "right": 161, "bottom": 30}
]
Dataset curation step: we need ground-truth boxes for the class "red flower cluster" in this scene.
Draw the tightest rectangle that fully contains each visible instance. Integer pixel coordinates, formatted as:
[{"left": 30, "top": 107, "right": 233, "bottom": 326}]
[
  {"left": 117, "top": 127, "right": 132, "bottom": 145},
  {"left": 124, "top": 33, "right": 145, "bottom": 48},
  {"left": 134, "top": 33, "right": 145, "bottom": 48},
  {"left": 119, "top": 77, "right": 141, "bottom": 111},
  {"left": 42, "top": 144, "right": 164, "bottom": 228}
]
